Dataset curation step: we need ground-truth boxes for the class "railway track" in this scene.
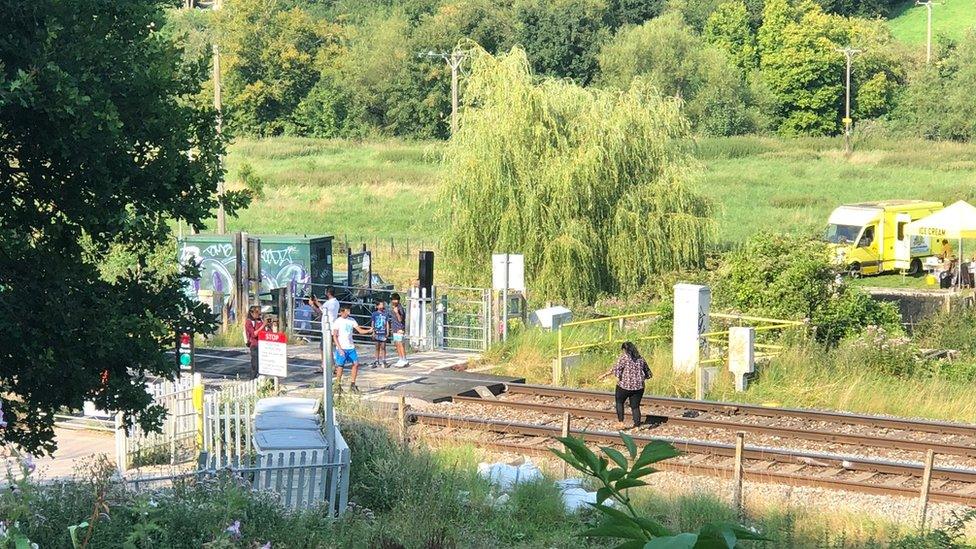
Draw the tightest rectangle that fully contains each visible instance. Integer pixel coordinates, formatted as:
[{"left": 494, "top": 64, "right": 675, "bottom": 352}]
[
  {"left": 452, "top": 389, "right": 976, "bottom": 459},
  {"left": 503, "top": 384, "right": 976, "bottom": 438},
  {"left": 410, "top": 412, "right": 976, "bottom": 506}
]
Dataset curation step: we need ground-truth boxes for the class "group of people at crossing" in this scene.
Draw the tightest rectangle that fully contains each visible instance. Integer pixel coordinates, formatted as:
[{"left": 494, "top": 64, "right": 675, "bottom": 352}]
[
  {"left": 250, "top": 287, "right": 411, "bottom": 392},
  {"left": 330, "top": 292, "right": 409, "bottom": 393}
]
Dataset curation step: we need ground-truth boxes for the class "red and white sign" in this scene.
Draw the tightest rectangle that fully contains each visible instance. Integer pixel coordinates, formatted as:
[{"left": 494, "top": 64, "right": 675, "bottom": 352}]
[{"left": 258, "top": 331, "right": 288, "bottom": 378}]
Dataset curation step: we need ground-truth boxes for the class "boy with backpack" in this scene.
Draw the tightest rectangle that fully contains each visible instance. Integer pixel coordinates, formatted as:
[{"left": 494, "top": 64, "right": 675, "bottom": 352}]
[{"left": 371, "top": 300, "right": 391, "bottom": 368}]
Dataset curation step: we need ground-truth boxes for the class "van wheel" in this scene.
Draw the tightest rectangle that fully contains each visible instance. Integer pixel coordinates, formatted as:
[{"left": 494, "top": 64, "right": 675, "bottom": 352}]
[
  {"left": 907, "top": 258, "right": 923, "bottom": 276},
  {"left": 848, "top": 263, "right": 862, "bottom": 278}
]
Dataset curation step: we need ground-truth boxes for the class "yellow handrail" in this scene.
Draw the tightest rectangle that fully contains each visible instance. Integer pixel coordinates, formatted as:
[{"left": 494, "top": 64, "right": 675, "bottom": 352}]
[
  {"left": 709, "top": 312, "right": 806, "bottom": 326},
  {"left": 561, "top": 311, "right": 660, "bottom": 329}
]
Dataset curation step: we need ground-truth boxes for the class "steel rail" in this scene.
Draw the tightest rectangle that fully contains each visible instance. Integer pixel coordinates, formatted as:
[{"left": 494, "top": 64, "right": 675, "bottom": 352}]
[
  {"left": 504, "top": 384, "right": 976, "bottom": 437},
  {"left": 452, "top": 395, "right": 976, "bottom": 458},
  {"left": 411, "top": 412, "right": 976, "bottom": 506}
]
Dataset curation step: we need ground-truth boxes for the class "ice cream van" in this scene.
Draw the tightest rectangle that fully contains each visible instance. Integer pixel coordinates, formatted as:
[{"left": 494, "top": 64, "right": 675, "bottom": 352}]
[{"left": 824, "top": 200, "right": 943, "bottom": 276}]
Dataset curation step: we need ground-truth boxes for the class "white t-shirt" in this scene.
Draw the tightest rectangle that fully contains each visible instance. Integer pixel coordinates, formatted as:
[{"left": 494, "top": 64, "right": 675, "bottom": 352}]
[
  {"left": 332, "top": 317, "right": 358, "bottom": 350},
  {"left": 323, "top": 297, "right": 340, "bottom": 324}
]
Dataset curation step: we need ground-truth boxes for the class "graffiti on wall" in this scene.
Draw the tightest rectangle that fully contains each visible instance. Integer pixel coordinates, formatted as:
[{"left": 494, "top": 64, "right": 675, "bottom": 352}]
[{"left": 179, "top": 242, "right": 311, "bottom": 296}]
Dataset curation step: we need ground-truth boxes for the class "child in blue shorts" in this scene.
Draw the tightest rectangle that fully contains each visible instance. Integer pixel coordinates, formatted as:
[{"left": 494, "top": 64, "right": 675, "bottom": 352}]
[{"left": 332, "top": 306, "right": 373, "bottom": 393}]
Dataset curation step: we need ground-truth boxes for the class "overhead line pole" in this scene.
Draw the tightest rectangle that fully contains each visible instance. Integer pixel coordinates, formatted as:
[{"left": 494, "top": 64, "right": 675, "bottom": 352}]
[
  {"left": 837, "top": 47, "right": 862, "bottom": 156},
  {"left": 418, "top": 49, "right": 469, "bottom": 136},
  {"left": 213, "top": 0, "right": 226, "bottom": 234}
]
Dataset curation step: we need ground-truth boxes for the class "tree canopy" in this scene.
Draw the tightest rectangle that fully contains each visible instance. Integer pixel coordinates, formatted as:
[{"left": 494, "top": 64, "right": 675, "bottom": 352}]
[
  {"left": 155, "top": 0, "right": 976, "bottom": 141},
  {"left": 442, "top": 48, "right": 712, "bottom": 303},
  {"left": 0, "top": 0, "right": 245, "bottom": 452}
]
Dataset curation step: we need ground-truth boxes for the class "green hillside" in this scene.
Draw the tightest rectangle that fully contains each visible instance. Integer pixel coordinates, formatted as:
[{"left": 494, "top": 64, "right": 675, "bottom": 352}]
[{"left": 888, "top": 0, "right": 976, "bottom": 44}]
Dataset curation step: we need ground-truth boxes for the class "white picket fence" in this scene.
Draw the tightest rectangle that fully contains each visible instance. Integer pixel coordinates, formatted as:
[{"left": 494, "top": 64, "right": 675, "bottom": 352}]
[
  {"left": 117, "top": 376, "right": 350, "bottom": 515},
  {"left": 202, "top": 395, "right": 255, "bottom": 468},
  {"left": 115, "top": 377, "right": 197, "bottom": 473},
  {"left": 249, "top": 437, "right": 351, "bottom": 513},
  {"left": 124, "top": 436, "right": 351, "bottom": 515}
]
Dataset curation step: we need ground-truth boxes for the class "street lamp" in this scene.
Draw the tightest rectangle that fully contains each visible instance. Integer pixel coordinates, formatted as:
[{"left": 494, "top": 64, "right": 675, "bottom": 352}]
[
  {"left": 916, "top": 0, "right": 942, "bottom": 64},
  {"left": 837, "top": 47, "right": 862, "bottom": 156}
]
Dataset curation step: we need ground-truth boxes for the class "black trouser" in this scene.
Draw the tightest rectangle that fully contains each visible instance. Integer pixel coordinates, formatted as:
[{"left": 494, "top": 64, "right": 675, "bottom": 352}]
[
  {"left": 249, "top": 345, "right": 259, "bottom": 379},
  {"left": 615, "top": 386, "right": 644, "bottom": 426}
]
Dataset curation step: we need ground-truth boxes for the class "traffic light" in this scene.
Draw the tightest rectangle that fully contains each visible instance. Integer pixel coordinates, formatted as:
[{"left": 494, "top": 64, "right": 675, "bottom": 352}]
[{"left": 177, "top": 332, "right": 194, "bottom": 372}]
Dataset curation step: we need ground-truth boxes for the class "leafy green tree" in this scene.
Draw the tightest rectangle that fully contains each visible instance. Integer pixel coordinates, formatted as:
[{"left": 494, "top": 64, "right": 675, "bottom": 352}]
[
  {"left": 0, "top": 0, "right": 247, "bottom": 453},
  {"left": 598, "top": 13, "right": 755, "bottom": 135},
  {"left": 892, "top": 32, "right": 976, "bottom": 141},
  {"left": 845, "top": 17, "right": 906, "bottom": 123},
  {"left": 606, "top": 0, "right": 666, "bottom": 27},
  {"left": 332, "top": 11, "right": 451, "bottom": 138},
  {"left": 757, "top": 0, "right": 795, "bottom": 58},
  {"left": 814, "top": 0, "right": 894, "bottom": 17},
  {"left": 415, "top": 0, "right": 517, "bottom": 54},
  {"left": 665, "top": 0, "right": 725, "bottom": 33},
  {"left": 759, "top": 2, "right": 845, "bottom": 135},
  {"left": 513, "top": 0, "right": 609, "bottom": 84},
  {"left": 286, "top": 74, "right": 363, "bottom": 138},
  {"left": 443, "top": 48, "right": 712, "bottom": 303},
  {"left": 704, "top": 1, "right": 758, "bottom": 70},
  {"left": 216, "top": 0, "right": 343, "bottom": 136}
]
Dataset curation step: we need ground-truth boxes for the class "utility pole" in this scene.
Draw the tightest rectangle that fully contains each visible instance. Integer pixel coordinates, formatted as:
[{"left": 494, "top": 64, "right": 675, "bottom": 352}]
[
  {"left": 418, "top": 49, "right": 468, "bottom": 135},
  {"left": 837, "top": 47, "right": 862, "bottom": 156},
  {"left": 916, "top": 0, "right": 940, "bottom": 64},
  {"left": 213, "top": 0, "right": 226, "bottom": 234}
]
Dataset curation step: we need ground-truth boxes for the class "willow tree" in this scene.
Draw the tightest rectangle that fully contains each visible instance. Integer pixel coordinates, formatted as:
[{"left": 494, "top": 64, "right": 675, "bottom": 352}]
[{"left": 442, "top": 48, "right": 712, "bottom": 303}]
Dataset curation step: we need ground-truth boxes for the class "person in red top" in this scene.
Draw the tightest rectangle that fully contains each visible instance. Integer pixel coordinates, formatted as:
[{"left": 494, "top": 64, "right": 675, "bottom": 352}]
[
  {"left": 244, "top": 305, "right": 267, "bottom": 379},
  {"left": 599, "top": 341, "right": 651, "bottom": 428}
]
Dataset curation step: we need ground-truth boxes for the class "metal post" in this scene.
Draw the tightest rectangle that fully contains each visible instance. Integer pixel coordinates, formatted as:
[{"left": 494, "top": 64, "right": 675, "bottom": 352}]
[
  {"left": 918, "top": 449, "right": 936, "bottom": 529},
  {"left": 695, "top": 365, "right": 704, "bottom": 401},
  {"left": 322, "top": 315, "right": 336, "bottom": 463},
  {"left": 429, "top": 285, "right": 438, "bottom": 350},
  {"left": 502, "top": 253, "right": 509, "bottom": 342},
  {"left": 556, "top": 327, "right": 563, "bottom": 382},
  {"left": 560, "top": 413, "right": 571, "bottom": 479},
  {"left": 398, "top": 394, "right": 408, "bottom": 446},
  {"left": 732, "top": 432, "right": 745, "bottom": 513}
]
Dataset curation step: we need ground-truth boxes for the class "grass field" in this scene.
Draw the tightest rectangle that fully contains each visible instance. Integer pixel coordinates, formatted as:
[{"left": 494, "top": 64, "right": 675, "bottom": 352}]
[
  {"left": 221, "top": 135, "right": 976, "bottom": 253},
  {"left": 888, "top": 0, "right": 976, "bottom": 44},
  {"left": 218, "top": 138, "right": 442, "bottom": 242}
]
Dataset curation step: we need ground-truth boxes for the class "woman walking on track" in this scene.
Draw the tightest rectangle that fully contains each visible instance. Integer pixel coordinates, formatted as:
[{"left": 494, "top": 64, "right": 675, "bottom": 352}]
[{"left": 599, "top": 341, "right": 651, "bottom": 428}]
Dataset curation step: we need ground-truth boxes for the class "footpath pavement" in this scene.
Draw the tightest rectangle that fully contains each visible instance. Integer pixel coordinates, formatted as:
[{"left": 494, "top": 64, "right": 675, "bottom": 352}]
[{"left": 193, "top": 343, "right": 521, "bottom": 402}]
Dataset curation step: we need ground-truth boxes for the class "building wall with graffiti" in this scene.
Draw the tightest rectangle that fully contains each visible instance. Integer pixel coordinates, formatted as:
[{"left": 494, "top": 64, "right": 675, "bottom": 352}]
[{"left": 178, "top": 235, "right": 333, "bottom": 298}]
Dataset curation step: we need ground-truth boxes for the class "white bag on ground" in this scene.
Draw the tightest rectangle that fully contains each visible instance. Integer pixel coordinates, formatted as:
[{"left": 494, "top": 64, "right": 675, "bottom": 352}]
[
  {"left": 477, "top": 459, "right": 543, "bottom": 491},
  {"left": 556, "top": 478, "right": 597, "bottom": 512}
]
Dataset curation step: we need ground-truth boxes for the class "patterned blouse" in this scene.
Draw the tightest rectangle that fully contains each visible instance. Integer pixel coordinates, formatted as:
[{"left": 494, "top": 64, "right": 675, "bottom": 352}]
[{"left": 610, "top": 352, "right": 650, "bottom": 391}]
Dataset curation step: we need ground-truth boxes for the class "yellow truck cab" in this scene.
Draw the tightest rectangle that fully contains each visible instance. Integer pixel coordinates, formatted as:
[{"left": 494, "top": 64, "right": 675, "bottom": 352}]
[{"left": 825, "top": 200, "right": 943, "bottom": 276}]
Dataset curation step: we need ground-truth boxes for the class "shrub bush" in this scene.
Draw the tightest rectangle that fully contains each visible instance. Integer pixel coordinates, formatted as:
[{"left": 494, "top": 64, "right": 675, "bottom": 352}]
[
  {"left": 834, "top": 326, "right": 925, "bottom": 378},
  {"left": 715, "top": 232, "right": 901, "bottom": 344}
]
